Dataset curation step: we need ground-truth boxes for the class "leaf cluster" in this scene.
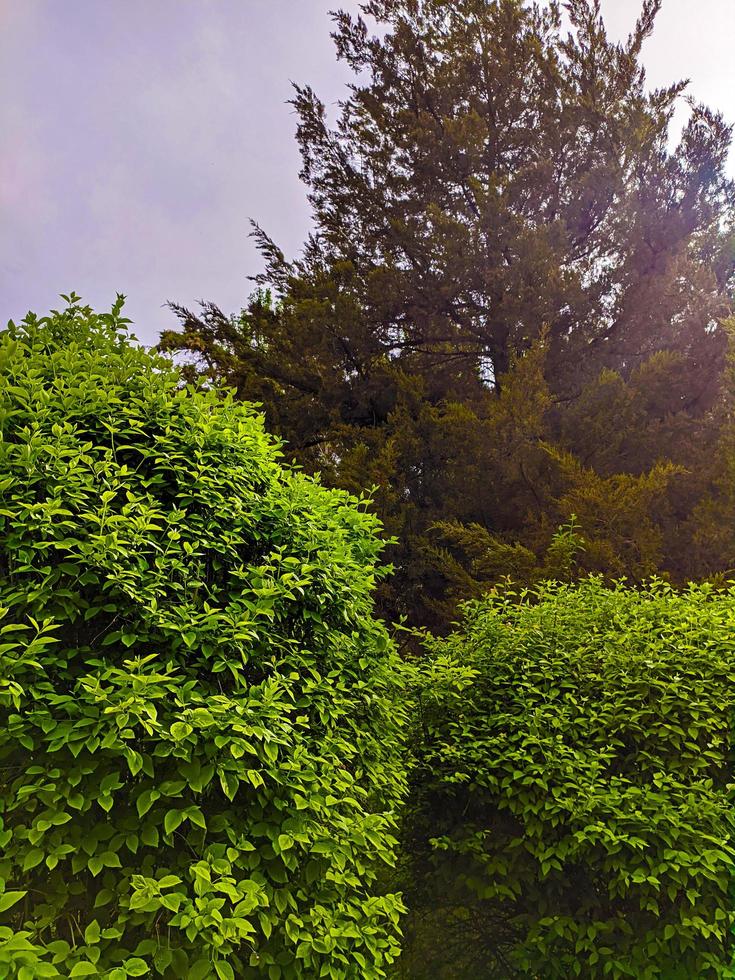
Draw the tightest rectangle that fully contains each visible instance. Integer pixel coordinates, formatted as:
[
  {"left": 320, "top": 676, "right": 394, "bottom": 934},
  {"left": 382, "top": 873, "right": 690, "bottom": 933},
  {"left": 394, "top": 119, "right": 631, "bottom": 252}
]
[
  {"left": 0, "top": 299, "right": 408, "bottom": 979},
  {"left": 403, "top": 579, "right": 735, "bottom": 978}
]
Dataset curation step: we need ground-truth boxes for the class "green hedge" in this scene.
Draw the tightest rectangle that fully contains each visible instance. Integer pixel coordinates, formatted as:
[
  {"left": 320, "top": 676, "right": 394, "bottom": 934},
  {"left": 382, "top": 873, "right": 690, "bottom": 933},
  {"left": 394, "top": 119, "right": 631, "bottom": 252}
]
[
  {"left": 0, "top": 298, "right": 407, "bottom": 979},
  {"left": 403, "top": 580, "right": 735, "bottom": 979}
]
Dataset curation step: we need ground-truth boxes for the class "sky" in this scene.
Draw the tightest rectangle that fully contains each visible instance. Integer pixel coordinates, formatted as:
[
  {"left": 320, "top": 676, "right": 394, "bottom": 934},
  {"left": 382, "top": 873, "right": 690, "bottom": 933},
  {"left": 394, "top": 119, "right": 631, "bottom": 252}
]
[{"left": 2, "top": 0, "right": 735, "bottom": 346}]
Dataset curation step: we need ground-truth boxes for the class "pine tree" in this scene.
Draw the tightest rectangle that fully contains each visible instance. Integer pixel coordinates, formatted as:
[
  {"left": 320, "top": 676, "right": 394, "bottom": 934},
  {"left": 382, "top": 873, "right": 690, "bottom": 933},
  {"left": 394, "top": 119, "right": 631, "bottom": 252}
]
[{"left": 162, "top": 0, "right": 735, "bottom": 627}]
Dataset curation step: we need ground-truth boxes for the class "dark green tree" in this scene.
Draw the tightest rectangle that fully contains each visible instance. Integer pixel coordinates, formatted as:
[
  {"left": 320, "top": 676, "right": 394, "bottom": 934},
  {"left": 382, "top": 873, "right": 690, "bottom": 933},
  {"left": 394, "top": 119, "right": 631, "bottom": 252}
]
[{"left": 163, "top": 0, "right": 735, "bottom": 627}]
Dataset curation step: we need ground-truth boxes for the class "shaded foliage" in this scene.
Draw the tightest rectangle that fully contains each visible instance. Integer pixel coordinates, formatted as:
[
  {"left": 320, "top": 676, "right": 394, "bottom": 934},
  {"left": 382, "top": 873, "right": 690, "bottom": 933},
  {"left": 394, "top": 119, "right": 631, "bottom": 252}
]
[
  {"left": 402, "top": 580, "right": 735, "bottom": 978},
  {"left": 162, "top": 0, "right": 735, "bottom": 628}
]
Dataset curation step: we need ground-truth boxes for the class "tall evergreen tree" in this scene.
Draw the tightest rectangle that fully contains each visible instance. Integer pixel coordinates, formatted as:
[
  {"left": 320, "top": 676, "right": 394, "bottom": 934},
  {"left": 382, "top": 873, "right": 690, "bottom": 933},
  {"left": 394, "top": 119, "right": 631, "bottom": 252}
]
[{"left": 163, "top": 0, "right": 735, "bottom": 627}]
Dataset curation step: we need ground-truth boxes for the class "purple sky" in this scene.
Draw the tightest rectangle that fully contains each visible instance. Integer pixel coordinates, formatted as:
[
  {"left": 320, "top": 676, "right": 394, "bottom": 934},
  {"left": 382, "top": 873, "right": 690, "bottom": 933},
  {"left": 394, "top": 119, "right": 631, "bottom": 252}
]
[{"left": 2, "top": 0, "right": 735, "bottom": 346}]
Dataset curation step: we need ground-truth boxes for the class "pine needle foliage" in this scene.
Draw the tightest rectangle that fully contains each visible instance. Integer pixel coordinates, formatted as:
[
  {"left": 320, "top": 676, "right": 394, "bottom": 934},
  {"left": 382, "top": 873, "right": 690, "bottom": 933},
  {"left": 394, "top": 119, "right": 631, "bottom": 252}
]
[{"left": 162, "top": 0, "right": 735, "bottom": 628}]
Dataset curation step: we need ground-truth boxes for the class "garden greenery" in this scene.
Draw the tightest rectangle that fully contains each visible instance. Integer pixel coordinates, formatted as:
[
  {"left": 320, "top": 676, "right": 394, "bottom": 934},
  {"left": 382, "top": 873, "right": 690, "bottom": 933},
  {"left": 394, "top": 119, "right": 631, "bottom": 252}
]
[
  {"left": 402, "top": 580, "right": 735, "bottom": 979},
  {"left": 2, "top": 298, "right": 735, "bottom": 979},
  {"left": 0, "top": 298, "right": 407, "bottom": 979}
]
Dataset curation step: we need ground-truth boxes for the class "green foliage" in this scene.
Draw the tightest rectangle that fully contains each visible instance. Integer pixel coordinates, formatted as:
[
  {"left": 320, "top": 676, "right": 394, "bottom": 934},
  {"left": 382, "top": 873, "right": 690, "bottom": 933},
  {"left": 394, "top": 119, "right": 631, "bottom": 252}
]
[
  {"left": 162, "top": 0, "right": 735, "bottom": 628},
  {"left": 403, "top": 580, "right": 735, "bottom": 978},
  {"left": 0, "top": 298, "right": 407, "bottom": 978},
  {"left": 427, "top": 514, "right": 587, "bottom": 621}
]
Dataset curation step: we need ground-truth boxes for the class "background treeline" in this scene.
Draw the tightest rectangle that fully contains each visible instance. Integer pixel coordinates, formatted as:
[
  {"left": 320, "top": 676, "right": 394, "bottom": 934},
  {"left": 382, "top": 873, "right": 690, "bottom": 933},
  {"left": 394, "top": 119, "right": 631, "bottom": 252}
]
[{"left": 163, "top": 0, "right": 735, "bottom": 632}]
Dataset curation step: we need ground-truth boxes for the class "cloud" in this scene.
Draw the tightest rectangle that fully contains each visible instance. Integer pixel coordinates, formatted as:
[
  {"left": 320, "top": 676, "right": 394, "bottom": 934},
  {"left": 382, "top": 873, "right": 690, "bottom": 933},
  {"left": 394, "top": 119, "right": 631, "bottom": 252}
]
[{"left": 1, "top": 0, "right": 731, "bottom": 344}]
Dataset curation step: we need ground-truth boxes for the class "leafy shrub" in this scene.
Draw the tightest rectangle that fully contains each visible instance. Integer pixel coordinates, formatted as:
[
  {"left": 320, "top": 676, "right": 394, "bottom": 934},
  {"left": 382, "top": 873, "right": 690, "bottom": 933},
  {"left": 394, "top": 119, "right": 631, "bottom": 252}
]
[
  {"left": 402, "top": 580, "right": 735, "bottom": 979},
  {"left": 0, "top": 298, "right": 407, "bottom": 979}
]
